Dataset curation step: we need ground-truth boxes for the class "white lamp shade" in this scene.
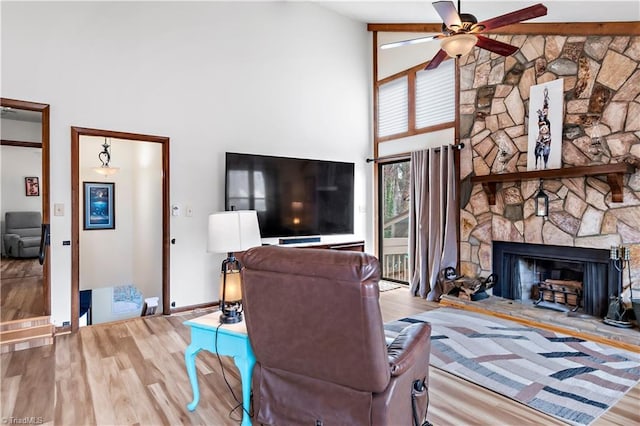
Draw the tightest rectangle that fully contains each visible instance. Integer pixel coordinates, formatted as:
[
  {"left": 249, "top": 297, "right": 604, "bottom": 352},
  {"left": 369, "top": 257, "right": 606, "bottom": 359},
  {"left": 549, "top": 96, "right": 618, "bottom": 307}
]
[
  {"left": 208, "top": 210, "right": 262, "bottom": 253},
  {"left": 440, "top": 33, "right": 478, "bottom": 58}
]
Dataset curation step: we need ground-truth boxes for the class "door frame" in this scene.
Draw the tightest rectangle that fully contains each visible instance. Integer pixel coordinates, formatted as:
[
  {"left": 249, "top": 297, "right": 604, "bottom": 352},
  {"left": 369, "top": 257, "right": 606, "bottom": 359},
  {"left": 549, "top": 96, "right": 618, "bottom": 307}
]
[
  {"left": 0, "top": 97, "right": 51, "bottom": 316},
  {"left": 377, "top": 157, "right": 410, "bottom": 284},
  {"left": 70, "top": 127, "right": 170, "bottom": 331}
]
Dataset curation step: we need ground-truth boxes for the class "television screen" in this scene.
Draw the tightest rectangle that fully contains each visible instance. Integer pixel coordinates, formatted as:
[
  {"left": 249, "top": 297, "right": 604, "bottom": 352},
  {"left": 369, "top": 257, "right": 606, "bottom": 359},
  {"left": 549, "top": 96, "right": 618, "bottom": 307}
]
[{"left": 225, "top": 152, "right": 354, "bottom": 238}]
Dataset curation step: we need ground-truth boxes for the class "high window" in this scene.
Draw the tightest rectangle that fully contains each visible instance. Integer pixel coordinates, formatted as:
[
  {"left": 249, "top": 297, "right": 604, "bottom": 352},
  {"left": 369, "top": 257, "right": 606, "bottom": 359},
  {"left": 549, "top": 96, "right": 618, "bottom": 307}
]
[{"left": 376, "top": 59, "right": 455, "bottom": 142}]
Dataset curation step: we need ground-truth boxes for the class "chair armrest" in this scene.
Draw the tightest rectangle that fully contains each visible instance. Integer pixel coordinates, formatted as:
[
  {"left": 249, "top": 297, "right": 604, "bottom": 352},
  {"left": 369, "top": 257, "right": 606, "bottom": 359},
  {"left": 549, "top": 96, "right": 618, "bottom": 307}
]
[
  {"left": 387, "top": 322, "right": 431, "bottom": 377},
  {"left": 3, "top": 234, "right": 20, "bottom": 257}
]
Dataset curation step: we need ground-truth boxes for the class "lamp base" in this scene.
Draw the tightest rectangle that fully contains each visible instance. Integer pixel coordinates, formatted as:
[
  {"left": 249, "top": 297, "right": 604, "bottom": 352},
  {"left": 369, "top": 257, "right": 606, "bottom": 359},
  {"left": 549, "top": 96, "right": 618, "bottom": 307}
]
[{"left": 220, "top": 310, "right": 243, "bottom": 324}]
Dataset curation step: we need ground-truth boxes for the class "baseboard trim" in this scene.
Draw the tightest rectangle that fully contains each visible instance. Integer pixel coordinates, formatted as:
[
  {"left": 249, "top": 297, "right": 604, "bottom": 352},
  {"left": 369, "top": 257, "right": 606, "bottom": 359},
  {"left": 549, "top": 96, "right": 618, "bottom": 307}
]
[
  {"left": 55, "top": 325, "right": 72, "bottom": 336},
  {"left": 170, "top": 301, "right": 218, "bottom": 315}
]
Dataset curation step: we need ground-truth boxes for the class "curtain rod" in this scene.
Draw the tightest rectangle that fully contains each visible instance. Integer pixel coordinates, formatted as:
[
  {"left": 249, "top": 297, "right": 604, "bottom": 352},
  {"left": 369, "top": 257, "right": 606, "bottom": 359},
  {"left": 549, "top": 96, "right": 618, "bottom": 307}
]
[{"left": 366, "top": 142, "right": 464, "bottom": 163}]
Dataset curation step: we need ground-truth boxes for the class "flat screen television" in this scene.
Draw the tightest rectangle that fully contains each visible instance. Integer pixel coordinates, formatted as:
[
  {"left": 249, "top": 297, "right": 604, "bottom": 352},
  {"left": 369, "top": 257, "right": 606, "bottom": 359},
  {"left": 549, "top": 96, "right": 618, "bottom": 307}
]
[{"left": 225, "top": 152, "right": 354, "bottom": 238}]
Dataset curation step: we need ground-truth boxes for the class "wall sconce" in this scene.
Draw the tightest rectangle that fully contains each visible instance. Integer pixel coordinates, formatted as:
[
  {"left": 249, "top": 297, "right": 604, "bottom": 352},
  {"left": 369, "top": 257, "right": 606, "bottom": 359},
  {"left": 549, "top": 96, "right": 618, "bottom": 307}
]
[
  {"left": 440, "top": 33, "right": 478, "bottom": 58},
  {"left": 207, "top": 210, "right": 261, "bottom": 324},
  {"left": 535, "top": 179, "right": 549, "bottom": 217},
  {"left": 93, "top": 138, "right": 120, "bottom": 176}
]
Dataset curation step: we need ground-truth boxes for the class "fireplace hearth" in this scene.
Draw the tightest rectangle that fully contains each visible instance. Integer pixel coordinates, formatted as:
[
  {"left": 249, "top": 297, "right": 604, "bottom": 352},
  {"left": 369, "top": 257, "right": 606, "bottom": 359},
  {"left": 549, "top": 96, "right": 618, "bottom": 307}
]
[{"left": 492, "top": 241, "right": 621, "bottom": 319}]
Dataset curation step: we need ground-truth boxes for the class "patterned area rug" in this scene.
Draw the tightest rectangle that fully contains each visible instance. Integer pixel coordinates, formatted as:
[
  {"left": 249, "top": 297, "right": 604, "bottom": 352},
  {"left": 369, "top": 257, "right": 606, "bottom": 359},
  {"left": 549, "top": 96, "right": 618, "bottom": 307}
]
[{"left": 384, "top": 308, "right": 640, "bottom": 426}]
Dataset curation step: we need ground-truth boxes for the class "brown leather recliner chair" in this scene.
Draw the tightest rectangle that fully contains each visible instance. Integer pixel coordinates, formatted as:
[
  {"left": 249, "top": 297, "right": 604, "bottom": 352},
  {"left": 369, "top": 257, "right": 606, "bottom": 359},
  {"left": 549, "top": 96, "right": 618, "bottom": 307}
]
[{"left": 241, "top": 246, "right": 432, "bottom": 425}]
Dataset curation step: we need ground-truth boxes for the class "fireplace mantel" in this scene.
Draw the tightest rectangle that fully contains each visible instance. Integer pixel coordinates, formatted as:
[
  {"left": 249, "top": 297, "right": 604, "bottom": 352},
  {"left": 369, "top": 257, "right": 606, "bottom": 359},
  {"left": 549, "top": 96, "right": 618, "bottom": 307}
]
[{"left": 471, "top": 163, "right": 635, "bottom": 205}]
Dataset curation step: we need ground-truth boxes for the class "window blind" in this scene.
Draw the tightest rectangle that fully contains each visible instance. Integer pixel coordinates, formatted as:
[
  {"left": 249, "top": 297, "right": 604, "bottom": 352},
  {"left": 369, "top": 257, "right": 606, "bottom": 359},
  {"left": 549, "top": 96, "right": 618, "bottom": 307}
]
[
  {"left": 378, "top": 76, "right": 408, "bottom": 138},
  {"left": 415, "top": 60, "right": 455, "bottom": 129}
]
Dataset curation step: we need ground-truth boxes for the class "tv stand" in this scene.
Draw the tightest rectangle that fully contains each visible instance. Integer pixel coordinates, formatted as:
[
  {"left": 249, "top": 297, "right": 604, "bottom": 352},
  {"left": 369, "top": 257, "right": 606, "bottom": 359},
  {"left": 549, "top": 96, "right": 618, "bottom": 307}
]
[{"left": 278, "top": 236, "right": 321, "bottom": 245}]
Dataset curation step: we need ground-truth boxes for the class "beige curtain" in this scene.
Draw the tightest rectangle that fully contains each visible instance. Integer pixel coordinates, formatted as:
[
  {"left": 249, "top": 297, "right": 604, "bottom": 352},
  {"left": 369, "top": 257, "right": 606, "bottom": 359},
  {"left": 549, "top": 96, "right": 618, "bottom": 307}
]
[{"left": 409, "top": 146, "right": 457, "bottom": 300}]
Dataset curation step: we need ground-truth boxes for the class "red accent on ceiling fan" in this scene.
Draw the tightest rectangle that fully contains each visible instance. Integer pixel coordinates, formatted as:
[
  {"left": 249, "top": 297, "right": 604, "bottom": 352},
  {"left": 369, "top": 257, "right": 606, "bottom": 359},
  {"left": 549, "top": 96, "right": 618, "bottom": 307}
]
[
  {"left": 424, "top": 49, "right": 449, "bottom": 70},
  {"left": 475, "top": 4, "right": 547, "bottom": 32},
  {"left": 475, "top": 35, "right": 519, "bottom": 56}
]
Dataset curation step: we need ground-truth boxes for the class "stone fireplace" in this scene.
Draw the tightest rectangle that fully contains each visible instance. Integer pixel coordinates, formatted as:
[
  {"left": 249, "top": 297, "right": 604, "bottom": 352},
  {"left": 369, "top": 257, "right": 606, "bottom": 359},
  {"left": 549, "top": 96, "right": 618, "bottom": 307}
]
[
  {"left": 492, "top": 241, "right": 620, "bottom": 318},
  {"left": 457, "top": 33, "right": 640, "bottom": 298}
]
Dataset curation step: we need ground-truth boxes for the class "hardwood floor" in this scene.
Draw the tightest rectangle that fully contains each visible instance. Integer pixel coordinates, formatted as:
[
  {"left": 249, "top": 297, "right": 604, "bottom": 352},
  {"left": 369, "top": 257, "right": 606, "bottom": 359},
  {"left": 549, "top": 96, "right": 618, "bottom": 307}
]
[
  {"left": 0, "top": 287, "right": 638, "bottom": 425},
  {"left": 1, "top": 257, "right": 44, "bottom": 321}
]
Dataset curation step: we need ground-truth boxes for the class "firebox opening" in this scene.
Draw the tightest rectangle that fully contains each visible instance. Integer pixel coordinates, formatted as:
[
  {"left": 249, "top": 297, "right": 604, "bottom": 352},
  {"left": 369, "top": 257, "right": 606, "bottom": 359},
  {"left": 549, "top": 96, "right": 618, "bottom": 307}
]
[
  {"left": 515, "top": 257, "right": 584, "bottom": 312},
  {"left": 493, "top": 241, "right": 619, "bottom": 319}
]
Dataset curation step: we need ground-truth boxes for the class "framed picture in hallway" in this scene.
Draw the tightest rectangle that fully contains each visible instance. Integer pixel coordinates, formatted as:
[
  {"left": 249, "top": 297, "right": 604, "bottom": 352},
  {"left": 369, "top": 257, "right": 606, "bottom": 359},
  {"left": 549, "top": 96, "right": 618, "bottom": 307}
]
[
  {"left": 83, "top": 182, "right": 115, "bottom": 230},
  {"left": 527, "top": 79, "right": 563, "bottom": 171},
  {"left": 25, "top": 176, "right": 39, "bottom": 196}
]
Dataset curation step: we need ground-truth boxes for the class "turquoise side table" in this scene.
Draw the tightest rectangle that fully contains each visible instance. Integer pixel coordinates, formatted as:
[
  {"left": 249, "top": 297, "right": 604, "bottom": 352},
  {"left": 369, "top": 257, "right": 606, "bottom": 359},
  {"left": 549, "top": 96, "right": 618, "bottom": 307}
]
[{"left": 184, "top": 311, "right": 256, "bottom": 426}]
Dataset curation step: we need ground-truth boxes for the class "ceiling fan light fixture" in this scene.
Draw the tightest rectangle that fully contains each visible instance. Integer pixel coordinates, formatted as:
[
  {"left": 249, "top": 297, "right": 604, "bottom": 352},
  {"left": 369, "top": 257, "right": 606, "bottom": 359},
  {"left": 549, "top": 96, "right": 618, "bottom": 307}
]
[{"left": 440, "top": 33, "right": 477, "bottom": 58}]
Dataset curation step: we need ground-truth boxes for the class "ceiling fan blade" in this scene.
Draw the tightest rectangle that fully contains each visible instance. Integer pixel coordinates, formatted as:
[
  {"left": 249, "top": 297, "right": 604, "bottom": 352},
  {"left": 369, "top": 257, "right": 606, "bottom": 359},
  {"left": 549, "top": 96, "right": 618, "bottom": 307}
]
[
  {"left": 433, "top": 1, "right": 462, "bottom": 30},
  {"left": 380, "top": 35, "right": 439, "bottom": 50},
  {"left": 475, "top": 35, "right": 519, "bottom": 56},
  {"left": 424, "top": 49, "right": 449, "bottom": 70},
  {"left": 475, "top": 4, "right": 547, "bottom": 32}
]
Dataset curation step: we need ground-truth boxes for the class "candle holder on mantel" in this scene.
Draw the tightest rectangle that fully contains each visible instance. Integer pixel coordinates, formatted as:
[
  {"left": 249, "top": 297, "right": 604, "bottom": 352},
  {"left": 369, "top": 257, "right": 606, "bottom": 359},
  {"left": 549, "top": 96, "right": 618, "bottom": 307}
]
[{"left": 603, "top": 246, "right": 634, "bottom": 328}]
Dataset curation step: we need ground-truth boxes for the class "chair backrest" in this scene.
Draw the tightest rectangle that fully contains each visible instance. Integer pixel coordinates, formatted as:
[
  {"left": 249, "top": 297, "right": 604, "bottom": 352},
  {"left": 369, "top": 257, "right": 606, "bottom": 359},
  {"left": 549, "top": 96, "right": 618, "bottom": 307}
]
[
  {"left": 241, "top": 245, "right": 390, "bottom": 392},
  {"left": 5, "top": 211, "right": 41, "bottom": 236}
]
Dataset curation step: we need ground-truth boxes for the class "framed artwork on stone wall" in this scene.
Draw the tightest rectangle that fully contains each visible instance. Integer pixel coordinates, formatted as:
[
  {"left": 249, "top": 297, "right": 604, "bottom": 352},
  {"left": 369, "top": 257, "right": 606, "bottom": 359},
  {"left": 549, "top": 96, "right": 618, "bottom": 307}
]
[{"left": 527, "top": 79, "right": 564, "bottom": 171}]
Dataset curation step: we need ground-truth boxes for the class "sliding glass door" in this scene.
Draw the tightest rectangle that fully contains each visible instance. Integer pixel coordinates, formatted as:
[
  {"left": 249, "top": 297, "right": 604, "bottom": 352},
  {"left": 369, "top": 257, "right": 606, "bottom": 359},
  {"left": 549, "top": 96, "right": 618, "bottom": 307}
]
[{"left": 378, "top": 160, "right": 410, "bottom": 283}]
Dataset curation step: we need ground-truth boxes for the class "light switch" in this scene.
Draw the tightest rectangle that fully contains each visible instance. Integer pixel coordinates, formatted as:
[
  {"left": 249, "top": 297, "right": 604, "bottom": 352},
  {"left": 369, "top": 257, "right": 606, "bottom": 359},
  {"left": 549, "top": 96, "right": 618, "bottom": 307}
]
[
  {"left": 186, "top": 206, "right": 193, "bottom": 217},
  {"left": 54, "top": 203, "right": 64, "bottom": 216},
  {"left": 172, "top": 204, "right": 181, "bottom": 216}
]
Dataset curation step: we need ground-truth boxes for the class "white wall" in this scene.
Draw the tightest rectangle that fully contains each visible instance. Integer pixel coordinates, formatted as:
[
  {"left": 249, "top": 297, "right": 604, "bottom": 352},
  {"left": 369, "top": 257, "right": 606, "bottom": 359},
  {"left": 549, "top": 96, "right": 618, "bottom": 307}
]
[
  {"left": 1, "top": 118, "right": 41, "bottom": 142},
  {"left": 1, "top": 1, "right": 373, "bottom": 326},
  {"left": 132, "top": 142, "right": 163, "bottom": 303},
  {"left": 1, "top": 117, "right": 42, "bottom": 251},
  {"left": 377, "top": 32, "right": 443, "bottom": 80},
  {"left": 0, "top": 146, "right": 42, "bottom": 254}
]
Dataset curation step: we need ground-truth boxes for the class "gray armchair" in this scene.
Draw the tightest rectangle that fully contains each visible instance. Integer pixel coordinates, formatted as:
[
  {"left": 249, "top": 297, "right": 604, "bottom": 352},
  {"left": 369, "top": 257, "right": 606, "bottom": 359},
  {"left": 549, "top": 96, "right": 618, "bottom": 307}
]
[{"left": 3, "top": 211, "right": 41, "bottom": 258}]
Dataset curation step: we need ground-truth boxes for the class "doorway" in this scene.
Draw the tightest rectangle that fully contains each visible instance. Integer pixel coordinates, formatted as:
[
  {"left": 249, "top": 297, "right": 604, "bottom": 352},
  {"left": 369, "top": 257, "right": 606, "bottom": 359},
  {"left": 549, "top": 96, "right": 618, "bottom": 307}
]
[
  {"left": 0, "top": 98, "right": 50, "bottom": 322},
  {"left": 70, "top": 127, "right": 169, "bottom": 331},
  {"left": 378, "top": 159, "right": 410, "bottom": 283}
]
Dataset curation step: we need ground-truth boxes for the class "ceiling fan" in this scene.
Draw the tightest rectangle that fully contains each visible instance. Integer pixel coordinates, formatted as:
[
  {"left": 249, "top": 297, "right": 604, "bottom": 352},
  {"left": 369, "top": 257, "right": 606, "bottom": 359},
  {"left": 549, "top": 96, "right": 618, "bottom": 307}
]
[{"left": 381, "top": 1, "right": 547, "bottom": 70}]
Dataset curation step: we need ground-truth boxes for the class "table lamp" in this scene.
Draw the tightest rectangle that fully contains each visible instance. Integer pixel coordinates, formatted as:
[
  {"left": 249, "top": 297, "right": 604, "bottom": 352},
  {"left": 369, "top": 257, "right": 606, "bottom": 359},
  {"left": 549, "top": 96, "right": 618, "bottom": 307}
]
[{"left": 208, "top": 210, "right": 261, "bottom": 324}]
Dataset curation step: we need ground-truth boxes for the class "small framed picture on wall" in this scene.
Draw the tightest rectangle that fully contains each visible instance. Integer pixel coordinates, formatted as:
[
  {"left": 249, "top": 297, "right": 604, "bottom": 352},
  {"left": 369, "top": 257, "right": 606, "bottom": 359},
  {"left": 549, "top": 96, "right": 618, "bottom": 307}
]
[
  {"left": 83, "top": 182, "right": 115, "bottom": 230},
  {"left": 25, "top": 177, "right": 40, "bottom": 196}
]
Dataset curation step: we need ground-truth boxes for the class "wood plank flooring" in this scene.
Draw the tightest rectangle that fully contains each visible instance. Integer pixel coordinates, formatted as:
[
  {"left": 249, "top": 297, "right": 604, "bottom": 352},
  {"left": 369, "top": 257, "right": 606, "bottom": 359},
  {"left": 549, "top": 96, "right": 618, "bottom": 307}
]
[
  {"left": 1, "top": 287, "right": 638, "bottom": 425},
  {"left": 1, "top": 257, "right": 44, "bottom": 321}
]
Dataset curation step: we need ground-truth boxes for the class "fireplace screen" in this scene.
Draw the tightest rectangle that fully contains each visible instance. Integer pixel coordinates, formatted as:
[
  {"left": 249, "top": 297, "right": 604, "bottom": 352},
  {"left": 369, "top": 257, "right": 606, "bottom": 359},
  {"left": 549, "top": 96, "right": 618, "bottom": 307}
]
[{"left": 493, "top": 242, "right": 618, "bottom": 318}]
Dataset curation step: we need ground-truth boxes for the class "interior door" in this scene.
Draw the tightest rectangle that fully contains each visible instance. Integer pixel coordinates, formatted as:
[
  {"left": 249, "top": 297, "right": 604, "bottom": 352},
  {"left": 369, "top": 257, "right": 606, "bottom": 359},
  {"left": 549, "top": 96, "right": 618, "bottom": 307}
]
[{"left": 0, "top": 98, "right": 50, "bottom": 321}]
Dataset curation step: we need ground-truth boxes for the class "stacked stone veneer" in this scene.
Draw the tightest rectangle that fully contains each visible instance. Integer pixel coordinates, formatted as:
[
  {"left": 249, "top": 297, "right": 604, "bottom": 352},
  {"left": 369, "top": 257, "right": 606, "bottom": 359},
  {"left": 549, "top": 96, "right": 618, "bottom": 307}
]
[{"left": 458, "top": 34, "right": 640, "bottom": 292}]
